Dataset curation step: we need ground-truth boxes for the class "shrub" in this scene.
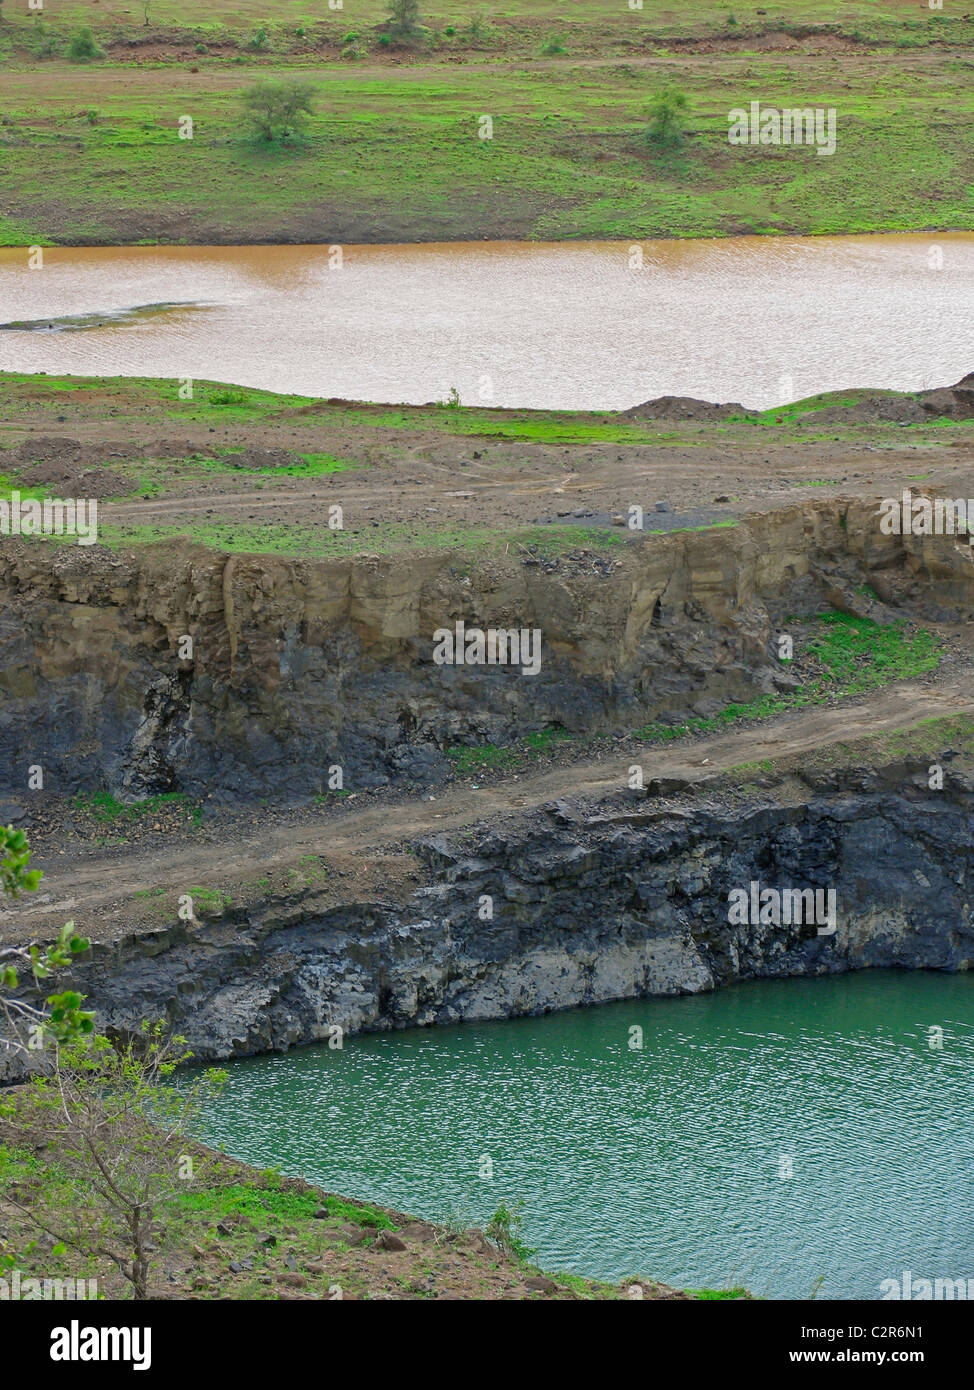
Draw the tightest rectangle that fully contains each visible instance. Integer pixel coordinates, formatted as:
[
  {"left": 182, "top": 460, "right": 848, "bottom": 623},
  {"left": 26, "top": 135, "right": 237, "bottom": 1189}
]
[
  {"left": 67, "top": 26, "right": 103, "bottom": 62},
  {"left": 0, "top": 826, "right": 93, "bottom": 1054},
  {"left": 387, "top": 0, "right": 422, "bottom": 39},
  {"left": 27, "top": 22, "right": 61, "bottom": 57},
  {"left": 241, "top": 81, "right": 315, "bottom": 143},
  {"left": 249, "top": 25, "right": 269, "bottom": 51},
  {"left": 486, "top": 1201, "right": 536, "bottom": 1263},
  {"left": 645, "top": 84, "right": 690, "bottom": 149},
  {"left": 540, "top": 34, "right": 565, "bottom": 55}
]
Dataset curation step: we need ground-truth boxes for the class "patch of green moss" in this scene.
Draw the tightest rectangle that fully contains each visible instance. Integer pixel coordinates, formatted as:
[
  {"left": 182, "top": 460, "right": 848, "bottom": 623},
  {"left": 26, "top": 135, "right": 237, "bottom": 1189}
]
[{"left": 635, "top": 613, "right": 940, "bottom": 744}]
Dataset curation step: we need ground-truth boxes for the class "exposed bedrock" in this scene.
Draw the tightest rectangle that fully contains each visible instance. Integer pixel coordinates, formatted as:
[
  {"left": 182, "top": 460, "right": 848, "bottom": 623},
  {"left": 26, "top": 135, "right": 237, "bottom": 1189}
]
[
  {"left": 1, "top": 500, "right": 972, "bottom": 799},
  {"left": 3, "top": 780, "right": 969, "bottom": 1077}
]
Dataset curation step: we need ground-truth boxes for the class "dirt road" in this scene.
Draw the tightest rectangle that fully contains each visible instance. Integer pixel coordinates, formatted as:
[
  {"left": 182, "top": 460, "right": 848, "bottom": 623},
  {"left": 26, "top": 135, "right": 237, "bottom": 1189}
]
[{"left": 4, "top": 677, "right": 969, "bottom": 944}]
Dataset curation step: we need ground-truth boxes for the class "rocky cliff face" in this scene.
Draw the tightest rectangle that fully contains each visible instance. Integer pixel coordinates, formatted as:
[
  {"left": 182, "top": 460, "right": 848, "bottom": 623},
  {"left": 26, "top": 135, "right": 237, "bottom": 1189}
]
[
  {"left": 1, "top": 500, "right": 972, "bottom": 800},
  {"left": 4, "top": 775, "right": 966, "bottom": 1078}
]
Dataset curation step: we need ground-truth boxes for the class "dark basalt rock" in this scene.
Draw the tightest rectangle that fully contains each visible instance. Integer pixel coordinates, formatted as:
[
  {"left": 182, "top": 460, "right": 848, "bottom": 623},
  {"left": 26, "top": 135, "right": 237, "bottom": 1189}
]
[{"left": 3, "top": 780, "right": 970, "bottom": 1081}]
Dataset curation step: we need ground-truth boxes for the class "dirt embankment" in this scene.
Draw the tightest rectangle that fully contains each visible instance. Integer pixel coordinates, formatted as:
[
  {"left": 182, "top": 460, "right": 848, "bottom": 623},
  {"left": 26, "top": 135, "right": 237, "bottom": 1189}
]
[
  {"left": 5, "top": 13, "right": 957, "bottom": 70},
  {"left": 2, "top": 374, "right": 974, "bottom": 1003},
  {"left": 1, "top": 494, "right": 972, "bottom": 803},
  {"left": 3, "top": 708, "right": 972, "bottom": 1084},
  {"left": 1, "top": 677, "right": 970, "bottom": 950},
  {"left": 0, "top": 1096, "right": 688, "bottom": 1301}
]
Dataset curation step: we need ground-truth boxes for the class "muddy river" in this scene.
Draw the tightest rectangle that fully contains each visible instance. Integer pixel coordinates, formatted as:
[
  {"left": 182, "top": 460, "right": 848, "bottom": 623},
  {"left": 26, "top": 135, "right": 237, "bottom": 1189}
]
[{"left": 1, "top": 233, "right": 973, "bottom": 410}]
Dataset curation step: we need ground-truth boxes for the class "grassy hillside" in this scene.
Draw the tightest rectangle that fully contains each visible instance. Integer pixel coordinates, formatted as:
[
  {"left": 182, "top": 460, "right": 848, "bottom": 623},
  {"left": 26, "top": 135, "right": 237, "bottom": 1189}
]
[
  {"left": 0, "top": 1118, "right": 715, "bottom": 1301},
  {"left": 0, "top": 0, "right": 968, "bottom": 48},
  {"left": 0, "top": 4, "right": 972, "bottom": 243}
]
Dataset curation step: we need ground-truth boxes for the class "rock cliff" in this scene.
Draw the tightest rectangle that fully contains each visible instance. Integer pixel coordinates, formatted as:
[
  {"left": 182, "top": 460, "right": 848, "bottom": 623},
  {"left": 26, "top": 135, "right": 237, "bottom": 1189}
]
[
  {"left": 1, "top": 499, "right": 972, "bottom": 799},
  {"left": 4, "top": 772, "right": 967, "bottom": 1079}
]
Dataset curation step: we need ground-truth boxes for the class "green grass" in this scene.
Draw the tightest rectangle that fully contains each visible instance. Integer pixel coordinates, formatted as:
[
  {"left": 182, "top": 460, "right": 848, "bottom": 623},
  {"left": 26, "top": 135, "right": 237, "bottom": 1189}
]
[
  {"left": 98, "top": 518, "right": 497, "bottom": 557},
  {"left": 70, "top": 790, "right": 202, "bottom": 824},
  {"left": 4, "top": 371, "right": 973, "bottom": 561},
  {"left": 187, "top": 449, "right": 356, "bottom": 478},
  {"left": 0, "top": 0, "right": 969, "bottom": 56},
  {"left": 691, "top": 1286, "right": 755, "bottom": 1300},
  {"left": 95, "top": 516, "right": 641, "bottom": 560},
  {"left": 520, "top": 525, "right": 626, "bottom": 555},
  {"left": 0, "top": 472, "right": 49, "bottom": 505},
  {"left": 746, "top": 392, "right": 973, "bottom": 435},
  {"left": 447, "top": 726, "right": 582, "bottom": 778},
  {"left": 446, "top": 743, "right": 515, "bottom": 777},
  {"left": 723, "top": 712, "right": 974, "bottom": 787},
  {"left": 187, "top": 885, "right": 233, "bottom": 911},
  {"left": 648, "top": 519, "right": 739, "bottom": 535},
  {"left": 553, "top": 1271, "right": 607, "bottom": 1298},
  {"left": 172, "top": 1182, "right": 396, "bottom": 1229},
  {"left": 634, "top": 612, "right": 940, "bottom": 744},
  {"left": 3, "top": 373, "right": 971, "bottom": 452},
  {"left": 0, "top": 1142, "right": 40, "bottom": 1182},
  {"left": 3, "top": 37, "right": 974, "bottom": 243},
  {"left": 523, "top": 726, "right": 573, "bottom": 756},
  {"left": 313, "top": 788, "right": 353, "bottom": 805},
  {"left": 305, "top": 403, "right": 704, "bottom": 448},
  {"left": 861, "top": 713, "right": 974, "bottom": 761}
]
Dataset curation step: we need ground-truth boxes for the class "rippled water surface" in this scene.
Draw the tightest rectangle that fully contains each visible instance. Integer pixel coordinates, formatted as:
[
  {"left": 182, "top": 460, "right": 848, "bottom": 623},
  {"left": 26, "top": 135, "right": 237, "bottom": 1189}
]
[
  {"left": 3, "top": 235, "right": 974, "bottom": 409},
  {"left": 190, "top": 971, "right": 974, "bottom": 1298}
]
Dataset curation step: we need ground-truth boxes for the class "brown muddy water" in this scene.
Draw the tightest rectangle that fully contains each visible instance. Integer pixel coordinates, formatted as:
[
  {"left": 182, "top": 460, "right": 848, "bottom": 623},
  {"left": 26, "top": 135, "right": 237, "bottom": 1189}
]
[{"left": 1, "top": 234, "right": 972, "bottom": 410}]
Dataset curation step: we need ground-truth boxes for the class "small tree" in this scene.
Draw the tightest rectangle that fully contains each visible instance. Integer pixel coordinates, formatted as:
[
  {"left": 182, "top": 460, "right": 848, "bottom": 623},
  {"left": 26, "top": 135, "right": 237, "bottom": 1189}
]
[
  {"left": 0, "top": 825, "right": 92, "bottom": 1058},
  {"left": 241, "top": 81, "right": 315, "bottom": 143},
  {"left": 645, "top": 85, "right": 690, "bottom": 150},
  {"left": 67, "top": 26, "right": 104, "bottom": 63},
  {"left": 386, "top": 0, "right": 422, "bottom": 41},
  {"left": 2, "top": 1025, "right": 226, "bottom": 1300}
]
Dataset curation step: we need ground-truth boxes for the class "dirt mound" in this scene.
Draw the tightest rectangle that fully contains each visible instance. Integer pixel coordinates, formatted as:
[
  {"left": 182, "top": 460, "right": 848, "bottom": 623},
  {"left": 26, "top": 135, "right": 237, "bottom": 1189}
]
[
  {"left": 11, "top": 437, "right": 130, "bottom": 498},
  {"left": 806, "top": 374, "right": 974, "bottom": 425},
  {"left": 17, "top": 459, "right": 130, "bottom": 500},
  {"left": 804, "top": 394, "right": 931, "bottom": 426},
  {"left": 627, "top": 372, "right": 974, "bottom": 428},
  {"left": 623, "top": 396, "right": 747, "bottom": 422},
  {"left": 917, "top": 372, "right": 974, "bottom": 420}
]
